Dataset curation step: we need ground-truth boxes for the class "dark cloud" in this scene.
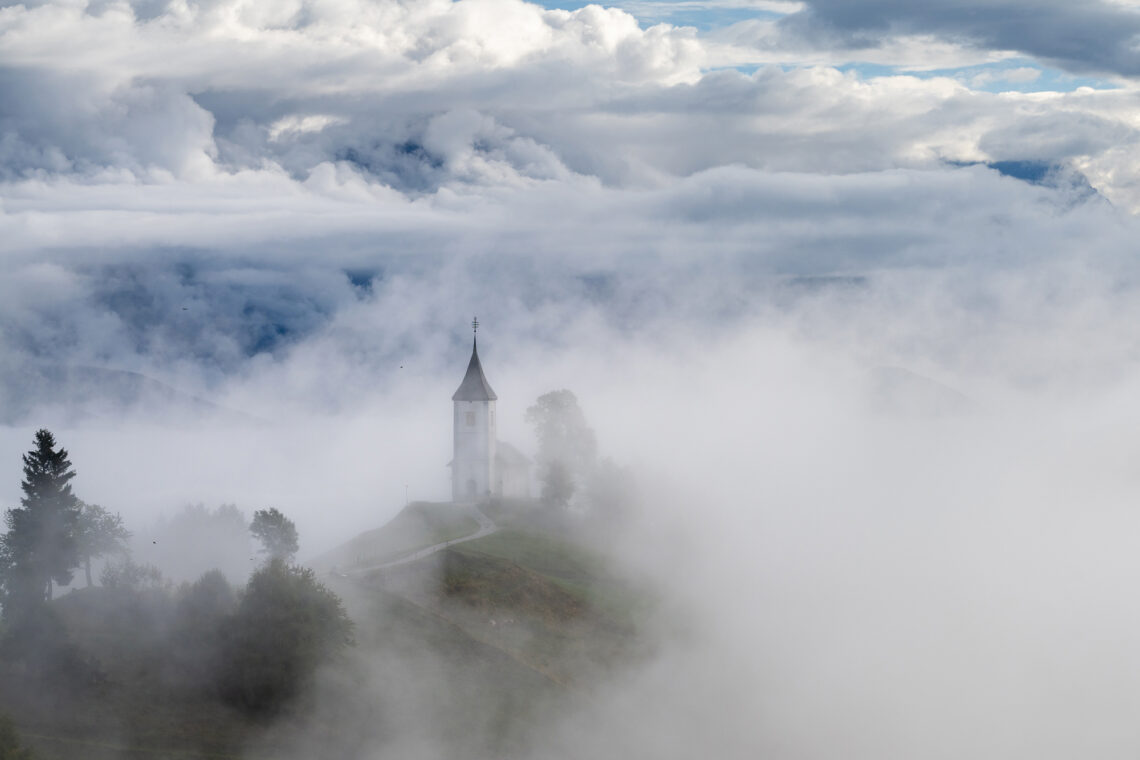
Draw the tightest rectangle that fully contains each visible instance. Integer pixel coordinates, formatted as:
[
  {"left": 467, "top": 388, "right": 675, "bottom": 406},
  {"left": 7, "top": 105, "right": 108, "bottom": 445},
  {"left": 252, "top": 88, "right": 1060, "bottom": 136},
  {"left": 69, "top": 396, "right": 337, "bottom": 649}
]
[{"left": 783, "top": 0, "right": 1140, "bottom": 76}]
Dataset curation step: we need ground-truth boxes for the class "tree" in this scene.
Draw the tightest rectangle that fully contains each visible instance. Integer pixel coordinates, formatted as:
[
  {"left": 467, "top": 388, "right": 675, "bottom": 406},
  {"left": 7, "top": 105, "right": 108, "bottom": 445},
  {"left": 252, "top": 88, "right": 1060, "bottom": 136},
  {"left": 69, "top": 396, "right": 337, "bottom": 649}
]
[
  {"left": 526, "top": 390, "right": 597, "bottom": 508},
  {"left": 222, "top": 559, "right": 353, "bottom": 714},
  {"left": 75, "top": 502, "right": 130, "bottom": 587},
  {"left": 249, "top": 508, "right": 299, "bottom": 563},
  {"left": 0, "top": 430, "right": 82, "bottom": 611},
  {"left": 100, "top": 558, "right": 165, "bottom": 592},
  {"left": 540, "top": 460, "right": 575, "bottom": 508},
  {"left": 171, "top": 570, "right": 237, "bottom": 692}
]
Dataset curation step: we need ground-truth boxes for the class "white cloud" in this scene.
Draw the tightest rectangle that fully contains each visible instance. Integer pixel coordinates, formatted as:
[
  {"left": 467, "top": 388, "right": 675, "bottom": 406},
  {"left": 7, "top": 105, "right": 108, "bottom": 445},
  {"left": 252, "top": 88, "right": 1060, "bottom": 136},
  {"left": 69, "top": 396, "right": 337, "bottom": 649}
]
[
  {"left": 268, "top": 114, "right": 345, "bottom": 141},
  {"left": 968, "top": 65, "right": 1042, "bottom": 87}
]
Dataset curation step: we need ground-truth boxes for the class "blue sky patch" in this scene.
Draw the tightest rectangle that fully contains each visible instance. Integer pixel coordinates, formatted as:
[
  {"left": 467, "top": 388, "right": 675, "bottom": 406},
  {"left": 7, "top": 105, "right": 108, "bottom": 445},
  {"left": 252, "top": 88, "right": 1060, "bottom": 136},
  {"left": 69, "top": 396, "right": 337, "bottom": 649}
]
[
  {"left": 834, "top": 58, "right": 1119, "bottom": 93},
  {"left": 532, "top": 0, "right": 785, "bottom": 31}
]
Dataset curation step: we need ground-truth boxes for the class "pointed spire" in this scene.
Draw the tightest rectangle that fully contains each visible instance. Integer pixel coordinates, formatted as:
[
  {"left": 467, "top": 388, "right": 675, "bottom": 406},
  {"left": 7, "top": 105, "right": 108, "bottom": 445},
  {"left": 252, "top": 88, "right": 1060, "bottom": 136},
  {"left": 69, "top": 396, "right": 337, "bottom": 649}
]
[{"left": 453, "top": 323, "right": 497, "bottom": 401}]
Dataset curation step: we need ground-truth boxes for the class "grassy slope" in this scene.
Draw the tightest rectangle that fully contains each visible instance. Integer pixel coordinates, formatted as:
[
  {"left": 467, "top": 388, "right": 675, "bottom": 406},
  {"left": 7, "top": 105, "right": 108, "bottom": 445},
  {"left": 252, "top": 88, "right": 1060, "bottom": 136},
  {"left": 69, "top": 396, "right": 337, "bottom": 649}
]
[
  {"left": 309, "top": 502, "right": 479, "bottom": 572},
  {"left": 367, "top": 509, "right": 654, "bottom": 688}
]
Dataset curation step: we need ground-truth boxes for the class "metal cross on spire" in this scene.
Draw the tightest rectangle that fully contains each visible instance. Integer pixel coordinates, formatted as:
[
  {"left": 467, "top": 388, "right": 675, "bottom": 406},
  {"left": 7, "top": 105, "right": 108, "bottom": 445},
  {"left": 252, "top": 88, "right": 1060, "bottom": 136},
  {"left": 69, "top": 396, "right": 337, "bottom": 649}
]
[{"left": 472, "top": 316, "right": 479, "bottom": 334}]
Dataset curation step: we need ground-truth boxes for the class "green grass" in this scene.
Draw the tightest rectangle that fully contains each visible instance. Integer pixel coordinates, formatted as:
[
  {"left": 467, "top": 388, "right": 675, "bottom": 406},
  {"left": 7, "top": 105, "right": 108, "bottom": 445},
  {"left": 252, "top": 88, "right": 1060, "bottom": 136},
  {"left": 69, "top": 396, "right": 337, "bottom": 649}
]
[
  {"left": 309, "top": 502, "right": 479, "bottom": 571},
  {"left": 357, "top": 526, "right": 655, "bottom": 687},
  {"left": 454, "top": 529, "right": 605, "bottom": 584},
  {"left": 481, "top": 498, "right": 571, "bottom": 535},
  {"left": 454, "top": 529, "right": 651, "bottom": 629}
]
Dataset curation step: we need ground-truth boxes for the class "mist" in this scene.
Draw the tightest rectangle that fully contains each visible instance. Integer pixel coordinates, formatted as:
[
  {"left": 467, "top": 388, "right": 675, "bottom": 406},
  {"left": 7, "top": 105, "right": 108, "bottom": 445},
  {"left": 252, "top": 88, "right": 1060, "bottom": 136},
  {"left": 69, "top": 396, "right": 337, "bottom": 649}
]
[
  {"left": 5, "top": 0, "right": 1140, "bottom": 756},
  {"left": 7, "top": 258, "right": 1140, "bottom": 757}
]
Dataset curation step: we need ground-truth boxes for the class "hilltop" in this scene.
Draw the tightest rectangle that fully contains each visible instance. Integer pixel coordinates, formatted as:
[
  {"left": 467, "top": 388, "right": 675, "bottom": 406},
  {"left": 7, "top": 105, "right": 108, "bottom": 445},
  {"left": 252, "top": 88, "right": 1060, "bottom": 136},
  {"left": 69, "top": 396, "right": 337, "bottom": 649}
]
[{"left": 330, "top": 499, "right": 654, "bottom": 689}]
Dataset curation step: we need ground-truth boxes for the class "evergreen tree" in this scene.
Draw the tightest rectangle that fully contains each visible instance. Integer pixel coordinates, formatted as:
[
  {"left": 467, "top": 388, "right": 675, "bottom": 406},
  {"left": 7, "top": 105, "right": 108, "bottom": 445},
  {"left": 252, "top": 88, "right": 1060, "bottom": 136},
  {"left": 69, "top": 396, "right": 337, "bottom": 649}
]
[
  {"left": 249, "top": 508, "right": 299, "bottom": 563},
  {"left": 0, "top": 430, "right": 82, "bottom": 612}
]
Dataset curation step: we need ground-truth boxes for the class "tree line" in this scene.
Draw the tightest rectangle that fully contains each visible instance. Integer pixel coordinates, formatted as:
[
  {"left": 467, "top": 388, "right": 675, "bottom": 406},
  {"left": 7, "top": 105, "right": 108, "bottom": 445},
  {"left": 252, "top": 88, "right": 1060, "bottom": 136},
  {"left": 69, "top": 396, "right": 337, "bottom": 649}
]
[{"left": 0, "top": 430, "right": 352, "bottom": 756}]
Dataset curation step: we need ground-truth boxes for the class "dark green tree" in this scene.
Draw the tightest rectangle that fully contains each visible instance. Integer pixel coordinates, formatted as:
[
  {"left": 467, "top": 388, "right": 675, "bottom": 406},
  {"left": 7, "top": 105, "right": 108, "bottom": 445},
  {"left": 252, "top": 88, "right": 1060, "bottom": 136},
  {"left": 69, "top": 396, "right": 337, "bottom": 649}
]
[
  {"left": 75, "top": 502, "right": 130, "bottom": 587},
  {"left": 249, "top": 508, "right": 299, "bottom": 563},
  {"left": 222, "top": 559, "right": 353, "bottom": 714},
  {"left": 0, "top": 430, "right": 82, "bottom": 611}
]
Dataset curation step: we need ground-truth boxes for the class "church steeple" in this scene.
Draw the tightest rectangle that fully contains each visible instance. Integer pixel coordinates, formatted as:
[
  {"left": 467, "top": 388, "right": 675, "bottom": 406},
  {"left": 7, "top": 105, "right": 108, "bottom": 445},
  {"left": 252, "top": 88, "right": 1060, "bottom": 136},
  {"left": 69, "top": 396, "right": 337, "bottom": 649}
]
[
  {"left": 452, "top": 317, "right": 498, "bottom": 502},
  {"left": 452, "top": 324, "right": 497, "bottom": 401}
]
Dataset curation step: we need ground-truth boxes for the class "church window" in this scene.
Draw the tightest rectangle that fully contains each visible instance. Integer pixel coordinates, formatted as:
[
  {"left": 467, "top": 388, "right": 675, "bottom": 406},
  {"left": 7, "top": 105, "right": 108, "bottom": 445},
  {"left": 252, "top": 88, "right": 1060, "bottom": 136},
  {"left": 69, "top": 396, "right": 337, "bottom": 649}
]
[{"left": 466, "top": 411, "right": 476, "bottom": 426}]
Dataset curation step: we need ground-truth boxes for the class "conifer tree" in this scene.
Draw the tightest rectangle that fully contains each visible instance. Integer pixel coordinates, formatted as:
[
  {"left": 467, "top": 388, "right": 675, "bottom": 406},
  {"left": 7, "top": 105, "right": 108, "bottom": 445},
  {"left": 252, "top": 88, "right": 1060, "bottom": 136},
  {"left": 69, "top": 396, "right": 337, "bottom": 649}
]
[{"left": 0, "top": 429, "right": 82, "bottom": 610}]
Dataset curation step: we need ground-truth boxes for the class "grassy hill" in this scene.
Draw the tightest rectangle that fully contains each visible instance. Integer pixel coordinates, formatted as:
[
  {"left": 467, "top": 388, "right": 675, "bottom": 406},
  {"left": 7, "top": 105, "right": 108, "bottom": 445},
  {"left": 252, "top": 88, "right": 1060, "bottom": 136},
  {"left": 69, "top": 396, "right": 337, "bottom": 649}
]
[
  {"left": 353, "top": 499, "right": 654, "bottom": 689},
  {"left": 309, "top": 501, "right": 480, "bottom": 572},
  {"left": 0, "top": 500, "right": 653, "bottom": 760}
]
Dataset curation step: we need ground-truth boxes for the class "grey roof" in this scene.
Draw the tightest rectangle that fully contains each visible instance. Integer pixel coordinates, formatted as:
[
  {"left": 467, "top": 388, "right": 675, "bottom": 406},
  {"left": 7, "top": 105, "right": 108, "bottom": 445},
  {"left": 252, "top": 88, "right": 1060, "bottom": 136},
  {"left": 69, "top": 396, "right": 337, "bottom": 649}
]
[{"left": 452, "top": 337, "right": 498, "bottom": 401}]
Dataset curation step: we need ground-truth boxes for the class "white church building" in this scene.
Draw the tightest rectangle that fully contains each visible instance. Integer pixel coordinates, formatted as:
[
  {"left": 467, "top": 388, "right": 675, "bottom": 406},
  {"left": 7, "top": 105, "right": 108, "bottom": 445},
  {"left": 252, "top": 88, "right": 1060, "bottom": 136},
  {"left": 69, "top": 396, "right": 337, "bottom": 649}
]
[{"left": 450, "top": 330, "right": 531, "bottom": 503}]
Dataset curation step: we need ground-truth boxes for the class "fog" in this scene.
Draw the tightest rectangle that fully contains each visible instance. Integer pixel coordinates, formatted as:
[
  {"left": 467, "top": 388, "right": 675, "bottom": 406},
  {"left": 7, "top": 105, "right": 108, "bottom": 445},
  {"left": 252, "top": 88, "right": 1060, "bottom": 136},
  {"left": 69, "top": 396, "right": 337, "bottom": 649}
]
[
  {"left": 7, "top": 260, "right": 1140, "bottom": 757},
  {"left": 5, "top": 0, "right": 1140, "bottom": 756}
]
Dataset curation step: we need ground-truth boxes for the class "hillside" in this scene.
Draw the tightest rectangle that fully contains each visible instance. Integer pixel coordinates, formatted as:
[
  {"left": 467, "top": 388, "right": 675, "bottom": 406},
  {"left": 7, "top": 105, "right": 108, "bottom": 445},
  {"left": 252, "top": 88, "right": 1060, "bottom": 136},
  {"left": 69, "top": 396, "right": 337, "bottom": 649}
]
[
  {"left": 0, "top": 500, "right": 653, "bottom": 760},
  {"left": 327, "top": 497, "right": 654, "bottom": 688},
  {"left": 310, "top": 501, "right": 481, "bottom": 572},
  {"left": 0, "top": 364, "right": 244, "bottom": 425}
]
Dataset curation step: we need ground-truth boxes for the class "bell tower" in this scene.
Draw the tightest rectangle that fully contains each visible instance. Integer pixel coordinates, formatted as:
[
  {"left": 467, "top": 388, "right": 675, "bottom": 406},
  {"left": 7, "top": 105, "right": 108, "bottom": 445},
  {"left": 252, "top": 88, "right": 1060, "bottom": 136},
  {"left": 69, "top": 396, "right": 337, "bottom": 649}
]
[{"left": 452, "top": 318, "right": 498, "bottom": 502}]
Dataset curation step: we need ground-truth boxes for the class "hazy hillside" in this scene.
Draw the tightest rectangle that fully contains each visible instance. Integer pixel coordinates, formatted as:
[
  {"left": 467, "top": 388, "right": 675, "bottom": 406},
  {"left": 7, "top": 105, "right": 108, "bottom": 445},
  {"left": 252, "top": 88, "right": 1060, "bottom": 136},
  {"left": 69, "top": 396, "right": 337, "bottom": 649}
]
[
  {"left": 310, "top": 502, "right": 480, "bottom": 572},
  {"left": 0, "top": 364, "right": 238, "bottom": 425},
  {"left": 1, "top": 500, "right": 653, "bottom": 760}
]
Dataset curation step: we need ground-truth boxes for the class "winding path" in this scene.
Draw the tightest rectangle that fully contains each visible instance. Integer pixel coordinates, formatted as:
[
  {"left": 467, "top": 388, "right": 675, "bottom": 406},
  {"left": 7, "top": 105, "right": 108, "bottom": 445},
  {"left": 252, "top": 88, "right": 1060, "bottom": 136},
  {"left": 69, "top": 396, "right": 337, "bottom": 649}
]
[{"left": 347, "top": 503, "right": 498, "bottom": 575}]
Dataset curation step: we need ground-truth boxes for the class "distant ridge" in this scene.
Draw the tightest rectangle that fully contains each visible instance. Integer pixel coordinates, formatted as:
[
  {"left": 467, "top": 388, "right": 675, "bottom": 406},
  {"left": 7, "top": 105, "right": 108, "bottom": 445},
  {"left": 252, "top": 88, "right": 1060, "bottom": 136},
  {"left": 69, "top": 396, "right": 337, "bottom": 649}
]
[{"left": 0, "top": 363, "right": 252, "bottom": 425}]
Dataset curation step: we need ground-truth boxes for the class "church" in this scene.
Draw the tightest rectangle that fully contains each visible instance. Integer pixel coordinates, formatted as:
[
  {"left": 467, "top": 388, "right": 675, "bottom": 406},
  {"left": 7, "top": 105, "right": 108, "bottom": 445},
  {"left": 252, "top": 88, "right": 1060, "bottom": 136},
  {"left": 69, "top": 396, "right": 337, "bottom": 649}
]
[{"left": 450, "top": 324, "right": 531, "bottom": 503}]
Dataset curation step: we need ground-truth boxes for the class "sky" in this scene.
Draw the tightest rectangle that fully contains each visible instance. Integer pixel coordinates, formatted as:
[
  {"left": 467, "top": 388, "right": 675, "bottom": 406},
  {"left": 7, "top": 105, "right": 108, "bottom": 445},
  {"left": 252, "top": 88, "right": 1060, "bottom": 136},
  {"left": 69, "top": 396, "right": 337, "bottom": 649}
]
[{"left": 6, "top": 2, "right": 1140, "bottom": 755}]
